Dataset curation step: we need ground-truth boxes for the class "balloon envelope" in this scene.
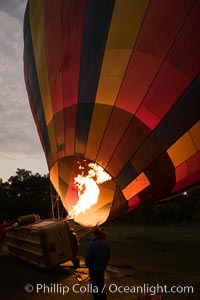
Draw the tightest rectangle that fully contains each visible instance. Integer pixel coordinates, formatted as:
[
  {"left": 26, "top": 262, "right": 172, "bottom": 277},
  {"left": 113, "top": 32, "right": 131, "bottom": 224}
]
[{"left": 24, "top": 0, "right": 200, "bottom": 226}]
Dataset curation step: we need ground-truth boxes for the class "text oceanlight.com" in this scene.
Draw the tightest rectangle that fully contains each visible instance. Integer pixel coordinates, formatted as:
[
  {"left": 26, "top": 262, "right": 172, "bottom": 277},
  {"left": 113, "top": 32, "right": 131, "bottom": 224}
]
[{"left": 25, "top": 283, "right": 194, "bottom": 296}]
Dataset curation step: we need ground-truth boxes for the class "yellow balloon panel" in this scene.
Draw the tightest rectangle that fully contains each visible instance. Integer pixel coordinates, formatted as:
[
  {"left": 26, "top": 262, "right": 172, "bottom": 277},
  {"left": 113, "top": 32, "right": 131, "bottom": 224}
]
[{"left": 167, "top": 131, "right": 197, "bottom": 167}]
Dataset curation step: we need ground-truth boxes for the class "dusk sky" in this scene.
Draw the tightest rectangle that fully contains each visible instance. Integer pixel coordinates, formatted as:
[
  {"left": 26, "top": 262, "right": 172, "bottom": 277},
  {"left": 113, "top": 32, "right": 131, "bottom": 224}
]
[{"left": 0, "top": 0, "right": 48, "bottom": 181}]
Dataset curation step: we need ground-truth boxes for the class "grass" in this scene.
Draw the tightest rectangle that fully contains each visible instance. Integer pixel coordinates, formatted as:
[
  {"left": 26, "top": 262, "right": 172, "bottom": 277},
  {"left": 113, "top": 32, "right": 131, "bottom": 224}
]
[
  {"left": 79, "top": 222, "right": 200, "bottom": 299},
  {"left": 1, "top": 222, "right": 200, "bottom": 300}
]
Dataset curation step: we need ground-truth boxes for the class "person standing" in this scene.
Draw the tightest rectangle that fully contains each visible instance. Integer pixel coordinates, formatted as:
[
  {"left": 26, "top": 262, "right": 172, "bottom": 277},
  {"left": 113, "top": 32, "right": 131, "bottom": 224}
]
[
  {"left": 85, "top": 228, "right": 110, "bottom": 300},
  {"left": 69, "top": 228, "right": 80, "bottom": 268},
  {"left": 0, "top": 221, "right": 13, "bottom": 250}
]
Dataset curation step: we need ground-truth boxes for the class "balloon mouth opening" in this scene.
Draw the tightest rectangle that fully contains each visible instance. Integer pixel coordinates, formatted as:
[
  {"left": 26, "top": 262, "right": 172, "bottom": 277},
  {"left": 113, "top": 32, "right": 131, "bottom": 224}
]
[
  {"left": 68, "top": 159, "right": 112, "bottom": 220},
  {"left": 50, "top": 156, "right": 116, "bottom": 226}
]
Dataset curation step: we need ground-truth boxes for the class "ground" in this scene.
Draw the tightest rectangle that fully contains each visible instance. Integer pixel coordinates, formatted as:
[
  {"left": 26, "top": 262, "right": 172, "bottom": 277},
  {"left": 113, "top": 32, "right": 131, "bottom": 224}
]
[{"left": 0, "top": 222, "right": 200, "bottom": 300}]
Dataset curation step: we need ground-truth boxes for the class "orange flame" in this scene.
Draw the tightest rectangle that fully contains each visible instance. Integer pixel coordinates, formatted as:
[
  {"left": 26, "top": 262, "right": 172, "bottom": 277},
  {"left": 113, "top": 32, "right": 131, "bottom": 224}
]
[{"left": 69, "top": 162, "right": 111, "bottom": 218}]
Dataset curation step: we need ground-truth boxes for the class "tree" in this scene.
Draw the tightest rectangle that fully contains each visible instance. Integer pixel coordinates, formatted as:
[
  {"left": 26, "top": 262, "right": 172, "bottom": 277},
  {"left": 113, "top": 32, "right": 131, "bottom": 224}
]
[
  {"left": 8, "top": 168, "right": 32, "bottom": 183},
  {"left": 1, "top": 169, "right": 52, "bottom": 221}
]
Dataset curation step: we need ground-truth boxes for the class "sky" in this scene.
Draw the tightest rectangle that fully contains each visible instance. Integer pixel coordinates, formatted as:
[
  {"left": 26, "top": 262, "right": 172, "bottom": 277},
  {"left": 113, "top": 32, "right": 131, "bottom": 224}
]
[{"left": 0, "top": 0, "right": 48, "bottom": 181}]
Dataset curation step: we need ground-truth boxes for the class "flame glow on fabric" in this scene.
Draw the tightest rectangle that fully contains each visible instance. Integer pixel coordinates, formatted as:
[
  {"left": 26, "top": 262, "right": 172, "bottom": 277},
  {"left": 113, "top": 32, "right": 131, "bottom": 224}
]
[{"left": 24, "top": 0, "right": 200, "bottom": 226}]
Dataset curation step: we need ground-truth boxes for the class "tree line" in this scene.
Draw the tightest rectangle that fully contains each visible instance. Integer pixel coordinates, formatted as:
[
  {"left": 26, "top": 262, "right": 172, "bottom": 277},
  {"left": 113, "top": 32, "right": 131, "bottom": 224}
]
[
  {"left": 0, "top": 168, "right": 53, "bottom": 222},
  {"left": 0, "top": 168, "right": 199, "bottom": 224},
  {"left": 117, "top": 188, "right": 200, "bottom": 224}
]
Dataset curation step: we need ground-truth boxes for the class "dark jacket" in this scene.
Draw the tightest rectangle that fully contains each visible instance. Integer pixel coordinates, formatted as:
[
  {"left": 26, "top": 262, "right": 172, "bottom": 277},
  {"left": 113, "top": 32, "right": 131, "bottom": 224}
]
[{"left": 85, "top": 238, "right": 110, "bottom": 271}]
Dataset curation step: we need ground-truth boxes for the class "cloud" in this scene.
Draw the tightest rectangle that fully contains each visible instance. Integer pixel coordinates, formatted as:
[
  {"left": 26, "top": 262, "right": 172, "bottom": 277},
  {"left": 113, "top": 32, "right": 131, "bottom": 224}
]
[
  {"left": 0, "top": 0, "right": 26, "bottom": 20},
  {"left": 0, "top": 154, "right": 48, "bottom": 181},
  {"left": 0, "top": 1, "right": 48, "bottom": 180}
]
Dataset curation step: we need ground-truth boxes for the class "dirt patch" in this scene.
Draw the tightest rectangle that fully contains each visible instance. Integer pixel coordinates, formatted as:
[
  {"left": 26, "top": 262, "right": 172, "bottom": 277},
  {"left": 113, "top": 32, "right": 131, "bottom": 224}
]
[{"left": 1, "top": 223, "right": 200, "bottom": 300}]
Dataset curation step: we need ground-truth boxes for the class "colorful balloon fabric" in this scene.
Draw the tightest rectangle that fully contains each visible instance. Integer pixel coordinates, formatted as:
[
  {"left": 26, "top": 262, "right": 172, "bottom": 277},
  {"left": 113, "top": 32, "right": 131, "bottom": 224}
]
[{"left": 24, "top": 0, "right": 200, "bottom": 226}]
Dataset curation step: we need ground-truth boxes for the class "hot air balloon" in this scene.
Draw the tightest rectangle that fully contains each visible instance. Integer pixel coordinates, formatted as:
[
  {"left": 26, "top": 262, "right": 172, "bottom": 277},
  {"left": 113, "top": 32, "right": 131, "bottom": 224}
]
[{"left": 23, "top": 0, "right": 200, "bottom": 227}]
